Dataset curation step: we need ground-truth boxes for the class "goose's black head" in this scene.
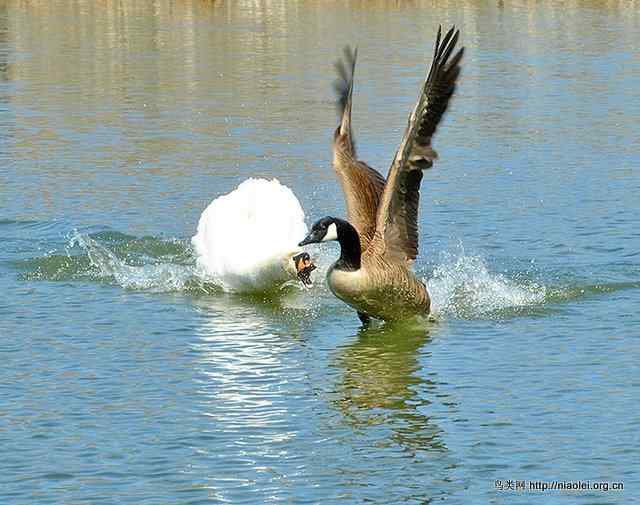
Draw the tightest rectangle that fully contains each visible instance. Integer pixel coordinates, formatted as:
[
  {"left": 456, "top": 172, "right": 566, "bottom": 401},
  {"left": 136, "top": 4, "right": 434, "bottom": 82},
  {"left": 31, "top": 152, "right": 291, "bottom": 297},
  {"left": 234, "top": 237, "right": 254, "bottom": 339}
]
[
  {"left": 299, "top": 216, "right": 361, "bottom": 271},
  {"left": 298, "top": 217, "right": 338, "bottom": 246}
]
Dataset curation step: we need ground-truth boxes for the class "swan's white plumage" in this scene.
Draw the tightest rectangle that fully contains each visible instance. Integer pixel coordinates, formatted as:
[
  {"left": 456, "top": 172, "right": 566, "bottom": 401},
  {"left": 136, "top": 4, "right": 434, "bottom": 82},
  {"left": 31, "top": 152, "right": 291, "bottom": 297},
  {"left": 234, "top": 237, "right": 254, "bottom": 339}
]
[{"left": 192, "top": 178, "right": 308, "bottom": 292}]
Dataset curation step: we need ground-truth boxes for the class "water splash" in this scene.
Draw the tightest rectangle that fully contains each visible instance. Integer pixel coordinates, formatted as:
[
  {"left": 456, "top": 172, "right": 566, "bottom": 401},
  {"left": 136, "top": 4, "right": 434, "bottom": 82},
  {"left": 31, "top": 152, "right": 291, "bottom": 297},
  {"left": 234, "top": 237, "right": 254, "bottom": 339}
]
[
  {"left": 426, "top": 251, "right": 546, "bottom": 319},
  {"left": 18, "top": 229, "right": 314, "bottom": 296},
  {"left": 16, "top": 230, "right": 636, "bottom": 320},
  {"left": 18, "top": 230, "right": 204, "bottom": 293},
  {"left": 69, "top": 232, "right": 197, "bottom": 292}
]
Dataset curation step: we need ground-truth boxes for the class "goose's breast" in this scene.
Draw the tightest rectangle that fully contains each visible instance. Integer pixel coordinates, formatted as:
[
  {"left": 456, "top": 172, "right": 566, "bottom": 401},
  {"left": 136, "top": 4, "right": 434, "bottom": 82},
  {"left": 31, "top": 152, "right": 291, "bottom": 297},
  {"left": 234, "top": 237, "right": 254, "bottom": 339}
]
[
  {"left": 327, "top": 264, "right": 430, "bottom": 319},
  {"left": 327, "top": 266, "right": 369, "bottom": 306}
]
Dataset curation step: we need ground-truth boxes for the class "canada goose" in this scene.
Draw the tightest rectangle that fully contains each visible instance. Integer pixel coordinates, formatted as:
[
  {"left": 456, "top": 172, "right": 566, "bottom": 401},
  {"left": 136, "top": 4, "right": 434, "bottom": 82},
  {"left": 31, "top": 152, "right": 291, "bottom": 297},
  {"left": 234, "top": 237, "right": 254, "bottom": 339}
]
[{"left": 299, "top": 26, "right": 464, "bottom": 322}]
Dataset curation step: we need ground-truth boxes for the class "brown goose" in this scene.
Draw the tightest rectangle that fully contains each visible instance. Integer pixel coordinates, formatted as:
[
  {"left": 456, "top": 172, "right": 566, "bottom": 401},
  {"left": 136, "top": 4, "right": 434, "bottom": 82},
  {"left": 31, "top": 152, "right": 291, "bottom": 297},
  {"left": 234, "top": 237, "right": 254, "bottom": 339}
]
[{"left": 299, "top": 26, "right": 464, "bottom": 323}]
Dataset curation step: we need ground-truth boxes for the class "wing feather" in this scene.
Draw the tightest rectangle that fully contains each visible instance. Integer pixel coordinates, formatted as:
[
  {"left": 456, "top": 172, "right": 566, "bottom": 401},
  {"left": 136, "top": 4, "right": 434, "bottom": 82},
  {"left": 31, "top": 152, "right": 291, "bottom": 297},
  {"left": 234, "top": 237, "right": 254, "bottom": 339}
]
[
  {"left": 332, "top": 46, "right": 386, "bottom": 252},
  {"left": 372, "top": 26, "right": 464, "bottom": 262}
]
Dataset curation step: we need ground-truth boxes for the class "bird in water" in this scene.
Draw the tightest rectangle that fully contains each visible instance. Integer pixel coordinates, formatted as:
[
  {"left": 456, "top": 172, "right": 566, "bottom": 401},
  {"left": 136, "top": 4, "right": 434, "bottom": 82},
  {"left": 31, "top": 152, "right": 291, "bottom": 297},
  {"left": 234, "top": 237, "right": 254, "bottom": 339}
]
[
  {"left": 299, "top": 26, "right": 464, "bottom": 323},
  {"left": 192, "top": 178, "right": 315, "bottom": 293}
]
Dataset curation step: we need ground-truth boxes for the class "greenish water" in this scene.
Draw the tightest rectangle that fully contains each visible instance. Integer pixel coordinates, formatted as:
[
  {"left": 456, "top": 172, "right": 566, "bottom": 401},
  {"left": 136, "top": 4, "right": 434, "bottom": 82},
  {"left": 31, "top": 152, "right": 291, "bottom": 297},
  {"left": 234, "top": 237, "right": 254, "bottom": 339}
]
[{"left": 1, "top": 1, "right": 639, "bottom": 504}]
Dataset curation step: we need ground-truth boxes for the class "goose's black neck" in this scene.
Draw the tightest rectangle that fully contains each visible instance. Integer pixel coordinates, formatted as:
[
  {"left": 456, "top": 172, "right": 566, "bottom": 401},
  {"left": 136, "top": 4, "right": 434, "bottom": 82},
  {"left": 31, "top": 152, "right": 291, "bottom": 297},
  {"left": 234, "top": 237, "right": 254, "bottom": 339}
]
[{"left": 333, "top": 218, "right": 361, "bottom": 271}]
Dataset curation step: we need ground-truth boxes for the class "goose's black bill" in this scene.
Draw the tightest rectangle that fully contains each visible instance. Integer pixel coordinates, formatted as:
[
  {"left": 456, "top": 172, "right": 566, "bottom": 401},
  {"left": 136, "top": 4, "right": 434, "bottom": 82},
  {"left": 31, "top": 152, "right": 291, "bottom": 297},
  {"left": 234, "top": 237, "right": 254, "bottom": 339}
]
[{"left": 298, "top": 230, "right": 323, "bottom": 246}]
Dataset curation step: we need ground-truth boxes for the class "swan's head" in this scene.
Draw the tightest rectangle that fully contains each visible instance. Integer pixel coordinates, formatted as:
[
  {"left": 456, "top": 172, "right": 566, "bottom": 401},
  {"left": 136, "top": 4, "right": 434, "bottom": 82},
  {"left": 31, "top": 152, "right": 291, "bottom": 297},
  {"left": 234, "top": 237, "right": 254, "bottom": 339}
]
[
  {"left": 292, "top": 251, "right": 316, "bottom": 287},
  {"left": 298, "top": 217, "right": 338, "bottom": 246}
]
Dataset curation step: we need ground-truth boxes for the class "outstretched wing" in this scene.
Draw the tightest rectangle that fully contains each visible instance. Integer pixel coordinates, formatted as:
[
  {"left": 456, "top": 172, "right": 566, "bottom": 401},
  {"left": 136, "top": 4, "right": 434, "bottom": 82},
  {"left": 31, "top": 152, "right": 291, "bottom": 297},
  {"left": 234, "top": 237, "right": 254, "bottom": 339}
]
[
  {"left": 333, "top": 46, "right": 386, "bottom": 252},
  {"left": 372, "top": 26, "right": 464, "bottom": 262}
]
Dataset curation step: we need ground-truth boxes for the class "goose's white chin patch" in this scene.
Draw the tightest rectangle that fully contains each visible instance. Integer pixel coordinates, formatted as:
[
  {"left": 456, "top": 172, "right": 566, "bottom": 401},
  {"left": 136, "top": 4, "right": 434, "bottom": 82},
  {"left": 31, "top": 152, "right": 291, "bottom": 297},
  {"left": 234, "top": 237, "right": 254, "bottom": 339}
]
[{"left": 322, "top": 223, "right": 338, "bottom": 242}]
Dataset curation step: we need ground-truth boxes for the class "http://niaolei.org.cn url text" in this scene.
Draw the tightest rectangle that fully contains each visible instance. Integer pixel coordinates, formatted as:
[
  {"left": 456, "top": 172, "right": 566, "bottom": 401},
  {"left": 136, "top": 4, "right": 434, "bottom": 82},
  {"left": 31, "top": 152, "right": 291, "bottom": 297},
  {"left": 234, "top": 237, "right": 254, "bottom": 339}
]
[{"left": 495, "top": 479, "right": 624, "bottom": 493}]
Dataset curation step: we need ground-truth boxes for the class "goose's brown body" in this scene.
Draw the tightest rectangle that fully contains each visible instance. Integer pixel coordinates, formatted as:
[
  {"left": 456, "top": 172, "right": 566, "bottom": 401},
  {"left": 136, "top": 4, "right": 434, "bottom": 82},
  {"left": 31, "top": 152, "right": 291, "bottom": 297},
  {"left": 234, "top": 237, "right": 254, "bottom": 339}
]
[{"left": 328, "top": 255, "right": 430, "bottom": 321}]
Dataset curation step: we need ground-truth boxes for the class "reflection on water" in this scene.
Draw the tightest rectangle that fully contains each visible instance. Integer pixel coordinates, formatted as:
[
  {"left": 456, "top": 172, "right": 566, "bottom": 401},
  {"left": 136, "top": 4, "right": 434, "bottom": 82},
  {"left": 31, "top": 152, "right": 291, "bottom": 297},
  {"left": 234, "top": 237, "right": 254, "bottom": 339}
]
[
  {"left": 335, "top": 323, "right": 447, "bottom": 454},
  {"left": 190, "top": 296, "right": 459, "bottom": 502},
  {"left": 189, "top": 295, "right": 308, "bottom": 498},
  {"left": 191, "top": 292, "right": 311, "bottom": 411}
]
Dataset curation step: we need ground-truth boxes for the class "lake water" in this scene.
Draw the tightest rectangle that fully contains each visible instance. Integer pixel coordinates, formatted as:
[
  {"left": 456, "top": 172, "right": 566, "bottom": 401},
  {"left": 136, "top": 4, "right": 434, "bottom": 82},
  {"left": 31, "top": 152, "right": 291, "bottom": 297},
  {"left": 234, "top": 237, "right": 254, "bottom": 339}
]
[{"left": 1, "top": 1, "right": 638, "bottom": 503}]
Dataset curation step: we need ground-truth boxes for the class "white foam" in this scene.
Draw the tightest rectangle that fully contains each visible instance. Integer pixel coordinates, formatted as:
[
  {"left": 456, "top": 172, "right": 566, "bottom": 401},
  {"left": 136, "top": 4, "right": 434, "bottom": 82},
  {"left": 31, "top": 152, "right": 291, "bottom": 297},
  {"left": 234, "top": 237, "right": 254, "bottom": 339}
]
[
  {"left": 426, "top": 250, "right": 546, "bottom": 318},
  {"left": 69, "top": 232, "right": 195, "bottom": 292}
]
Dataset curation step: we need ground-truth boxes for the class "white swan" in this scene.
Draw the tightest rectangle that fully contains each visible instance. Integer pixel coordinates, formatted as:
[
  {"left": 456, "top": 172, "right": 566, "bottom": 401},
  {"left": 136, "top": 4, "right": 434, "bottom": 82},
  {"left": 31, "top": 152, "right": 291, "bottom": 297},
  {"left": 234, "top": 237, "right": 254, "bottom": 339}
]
[{"left": 192, "top": 178, "right": 315, "bottom": 293}]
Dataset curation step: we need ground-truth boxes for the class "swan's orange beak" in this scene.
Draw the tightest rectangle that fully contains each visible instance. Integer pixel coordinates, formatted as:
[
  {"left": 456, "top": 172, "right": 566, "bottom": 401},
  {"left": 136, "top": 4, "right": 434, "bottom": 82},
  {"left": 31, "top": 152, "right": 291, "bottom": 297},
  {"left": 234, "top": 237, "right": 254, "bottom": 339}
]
[{"left": 293, "top": 252, "right": 316, "bottom": 287}]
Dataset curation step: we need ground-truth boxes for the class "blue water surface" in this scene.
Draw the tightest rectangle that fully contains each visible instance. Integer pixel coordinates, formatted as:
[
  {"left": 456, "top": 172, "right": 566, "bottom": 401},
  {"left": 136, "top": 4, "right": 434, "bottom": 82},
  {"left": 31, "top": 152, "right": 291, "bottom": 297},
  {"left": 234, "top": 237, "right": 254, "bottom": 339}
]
[{"left": 1, "top": 1, "right": 638, "bottom": 504}]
